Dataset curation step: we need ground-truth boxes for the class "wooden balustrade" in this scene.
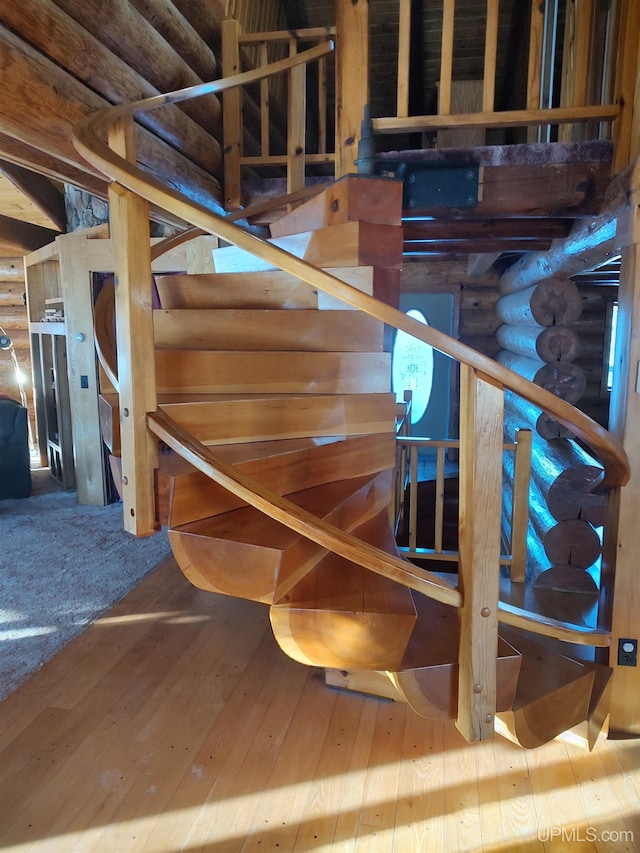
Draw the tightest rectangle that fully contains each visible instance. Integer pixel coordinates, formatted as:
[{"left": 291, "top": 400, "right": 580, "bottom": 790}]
[
  {"left": 395, "top": 427, "right": 531, "bottom": 582},
  {"left": 222, "top": 20, "right": 336, "bottom": 207},
  {"left": 371, "top": 0, "right": 622, "bottom": 155}
]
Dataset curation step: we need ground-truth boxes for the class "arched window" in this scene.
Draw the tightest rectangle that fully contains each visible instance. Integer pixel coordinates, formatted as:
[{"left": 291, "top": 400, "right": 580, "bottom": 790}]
[{"left": 391, "top": 309, "right": 435, "bottom": 425}]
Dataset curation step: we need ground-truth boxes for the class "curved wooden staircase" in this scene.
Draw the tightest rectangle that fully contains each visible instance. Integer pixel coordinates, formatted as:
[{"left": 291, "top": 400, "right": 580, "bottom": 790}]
[{"left": 75, "top": 46, "right": 629, "bottom": 749}]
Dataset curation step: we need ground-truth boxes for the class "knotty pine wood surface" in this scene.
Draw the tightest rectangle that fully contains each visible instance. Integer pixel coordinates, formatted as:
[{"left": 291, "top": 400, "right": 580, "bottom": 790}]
[{"left": 1, "top": 555, "right": 639, "bottom": 852}]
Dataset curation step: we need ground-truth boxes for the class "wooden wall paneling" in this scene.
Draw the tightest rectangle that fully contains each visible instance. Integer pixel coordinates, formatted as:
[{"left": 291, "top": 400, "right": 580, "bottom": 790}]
[{"left": 57, "top": 233, "right": 108, "bottom": 505}]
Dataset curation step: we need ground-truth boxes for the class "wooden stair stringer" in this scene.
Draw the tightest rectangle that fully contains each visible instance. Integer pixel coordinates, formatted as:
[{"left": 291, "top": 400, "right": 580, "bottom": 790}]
[
  {"left": 495, "top": 628, "right": 602, "bottom": 749},
  {"left": 169, "top": 469, "right": 394, "bottom": 605},
  {"left": 269, "top": 511, "right": 417, "bottom": 672}
]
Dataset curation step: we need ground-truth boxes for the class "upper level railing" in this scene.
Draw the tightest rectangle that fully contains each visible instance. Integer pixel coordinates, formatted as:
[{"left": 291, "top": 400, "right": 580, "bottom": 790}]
[
  {"left": 73, "top": 42, "right": 629, "bottom": 743},
  {"left": 222, "top": 20, "right": 336, "bottom": 209},
  {"left": 221, "top": 0, "right": 639, "bottom": 195}
]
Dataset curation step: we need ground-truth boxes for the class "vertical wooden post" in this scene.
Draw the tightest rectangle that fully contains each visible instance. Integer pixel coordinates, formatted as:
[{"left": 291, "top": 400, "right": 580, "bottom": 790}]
[
  {"left": 510, "top": 427, "right": 532, "bottom": 582},
  {"left": 58, "top": 232, "right": 108, "bottom": 505},
  {"left": 457, "top": 363, "right": 504, "bottom": 742},
  {"left": 526, "top": 0, "right": 545, "bottom": 143},
  {"left": 559, "top": 0, "right": 594, "bottom": 142},
  {"left": 335, "top": 0, "right": 369, "bottom": 177},
  {"left": 222, "top": 18, "right": 243, "bottom": 209},
  {"left": 287, "top": 38, "right": 306, "bottom": 198},
  {"left": 612, "top": 0, "right": 640, "bottom": 172},
  {"left": 259, "top": 41, "right": 270, "bottom": 158},
  {"left": 602, "top": 176, "right": 640, "bottom": 734},
  {"left": 482, "top": 0, "right": 499, "bottom": 112},
  {"left": 397, "top": 0, "right": 411, "bottom": 118},
  {"left": 107, "top": 117, "right": 158, "bottom": 537},
  {"left": 408, "top": 443, "right": 418, "bottom": 553},
  {"left": 439, "top": 0, "right": 456, "bottom": 115}
]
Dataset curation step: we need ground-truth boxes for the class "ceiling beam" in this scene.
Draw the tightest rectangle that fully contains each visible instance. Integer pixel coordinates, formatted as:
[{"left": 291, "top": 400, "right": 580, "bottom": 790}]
[
  {"left": 0, "top": 213, "right": 60, "bottom": 253},
  {"left": 0, "top": 160, "right": 66, "bottom": 232}
]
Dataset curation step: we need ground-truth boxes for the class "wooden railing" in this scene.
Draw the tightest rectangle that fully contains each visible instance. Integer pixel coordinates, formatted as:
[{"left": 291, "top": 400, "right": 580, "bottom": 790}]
[
  {"left": 395, "top": 428, "right": 532, "bottom": 582},
  {"left": 74, "top": 45, "right": 628, "bottom": 743},
  {"left": 376, "top": 0, "right": 621, "bottom": 143},
  {"left": 220, "top": 1, "right": 639, "bottom": 196},
  {"left": 222, "top": 20, "right": 336, "bottom": 209}
]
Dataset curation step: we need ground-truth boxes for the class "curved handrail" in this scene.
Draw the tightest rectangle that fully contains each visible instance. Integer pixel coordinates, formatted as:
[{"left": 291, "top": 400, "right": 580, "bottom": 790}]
[
  {"left": 77, "top": 46, "right": 626, "bottom": 648},
  {"left": 148, "top": 409, "right": 610, "bottom": 647},
  {"left": 74, "top": 63, "right": 628, "bottom": 489}
]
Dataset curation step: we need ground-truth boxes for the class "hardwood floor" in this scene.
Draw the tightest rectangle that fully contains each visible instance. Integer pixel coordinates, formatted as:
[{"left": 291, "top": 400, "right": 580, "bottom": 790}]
[{"left": 1, "top": 556, "right": 639, "bottom": 852}]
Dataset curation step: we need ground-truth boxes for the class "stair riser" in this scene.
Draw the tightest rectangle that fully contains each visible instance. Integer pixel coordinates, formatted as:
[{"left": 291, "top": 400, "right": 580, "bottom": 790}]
[
  {"left": 153, "top": 309, "right": 385, "bottom": 352},
  {"left": 212, "top": 222, "right": 404, "bottom": 273},
  {"left": 154, "top": 351, "right": 391, "bottom": 396},
  {"left": 160, "top": 393, "right": 396, "bottom": 446},
  {"left": 169, "top": 470, "right": 393, "bottom": 605},
  {"left": 161, "top": 433, "right": 396, "bottom": 527}
]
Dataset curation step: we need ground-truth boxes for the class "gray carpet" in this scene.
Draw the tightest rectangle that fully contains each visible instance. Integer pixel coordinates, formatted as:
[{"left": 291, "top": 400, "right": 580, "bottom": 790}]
[{"left": 0, "top": 469, "right": 171, "bottom": 701}]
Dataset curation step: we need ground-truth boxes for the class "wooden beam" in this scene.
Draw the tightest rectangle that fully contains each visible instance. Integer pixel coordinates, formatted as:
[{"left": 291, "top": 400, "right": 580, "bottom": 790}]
[
  {"left": 0, "top": 1, "right": 223, "bottom": 177},
  {"left": 52, "top": 0, "right": 221, "bottom": 133},
  {"left": 457, "top": 364, "right": 504, "bottom": 742},
  {"left": 108, "top": 118, "right": 158, "bottom": 536},
  {"left": 498, "top": 160, "right": 640, "bottom": 294},
  {"left": 372, "top": 104, "right": 619, "bottom": 135},
  {"left": 403, "top": 218, "right": 573, "bottom": 241},
  {"left": 0, "top": 132, "right": 109, "bottom": 198},
  {"left": 0, "top": 214, "right": 59, "bottom": 253},
  {"left": 0, "top": 160, "right": 66, "bottom": 232},
  {"left": 335, "top": 0, "right": 369, "bottom": 178},
  {"left": 0, "top": 26, "right": 221, "bottom": 212}
]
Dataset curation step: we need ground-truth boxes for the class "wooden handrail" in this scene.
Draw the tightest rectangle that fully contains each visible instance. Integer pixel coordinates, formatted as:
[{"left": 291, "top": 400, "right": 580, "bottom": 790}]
[
  {"left": 77, "top": 47, "right": 625, "bottom": 652},
  {"left": 148, "top": 409, "right": 610, "bottom": 647}
]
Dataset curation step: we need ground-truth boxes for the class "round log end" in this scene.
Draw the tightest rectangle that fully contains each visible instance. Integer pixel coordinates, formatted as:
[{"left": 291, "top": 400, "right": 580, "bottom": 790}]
[{"left": 533, "top": 565, "right": 599, "bottom": 595}]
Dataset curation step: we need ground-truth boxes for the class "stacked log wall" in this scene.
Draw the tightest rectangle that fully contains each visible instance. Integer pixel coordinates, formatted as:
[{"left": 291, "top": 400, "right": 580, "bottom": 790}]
[{"left": 495, "top": 273, "right": 607, "bottom": 592}]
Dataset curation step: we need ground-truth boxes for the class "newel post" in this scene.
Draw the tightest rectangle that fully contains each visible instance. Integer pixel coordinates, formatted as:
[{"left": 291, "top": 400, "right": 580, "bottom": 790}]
[
  {"left": 335, "top": 0, "right": 369, "bottom": 178},
  {"left": 457, "top": 363, "right": 504, "bottom": 742},
  {"left": 107, "top": 116, "right": 158, "bottom": 536}
]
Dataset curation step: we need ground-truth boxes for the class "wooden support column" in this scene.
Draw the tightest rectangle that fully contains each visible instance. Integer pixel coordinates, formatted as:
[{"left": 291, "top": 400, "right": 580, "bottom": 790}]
[
  {"left": 222, "top": 18, "right": 242, "bottom": 209},
  {"left": 457, "top": 363, "right": 504, "bottom": 742},
  {"left": 58, "top": 232, "right": 108, "bottom": 505},
  {"left": 108, "top": 117, "right": 158, "bottom": 536},
  {"left": 287, "top": 38, "right": 306, "bottom": 197},
  {"left": 335, "top": 0, "right": 369, "bottom": 178},
  {"left": 603, "top": 168, "right": 640, "bottom": 734}
]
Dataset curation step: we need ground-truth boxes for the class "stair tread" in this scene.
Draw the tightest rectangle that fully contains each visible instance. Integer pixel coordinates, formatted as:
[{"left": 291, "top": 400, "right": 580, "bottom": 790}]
[
  {"left": 276, "top": 514, "right": 412, "bottom": 613},
  {"left": 174, "top": 473, "right": 389, "bottom": 549},
  {"left": 270, "top": 512, "right": 417, "bottom": 670},
  {"left": 169, "top": 471, "right": 393, "bottom": 606}
]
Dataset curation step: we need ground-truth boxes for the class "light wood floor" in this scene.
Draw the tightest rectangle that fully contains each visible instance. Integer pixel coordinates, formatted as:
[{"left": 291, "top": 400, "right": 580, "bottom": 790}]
[{"left": 1, "top": 556, "right": 639, "bottom": 853}]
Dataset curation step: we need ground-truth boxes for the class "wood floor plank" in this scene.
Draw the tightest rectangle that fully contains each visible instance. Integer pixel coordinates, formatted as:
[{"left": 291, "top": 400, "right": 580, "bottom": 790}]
[{"left": 2, "top": 562, "right": 640, "bottom": 852}]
